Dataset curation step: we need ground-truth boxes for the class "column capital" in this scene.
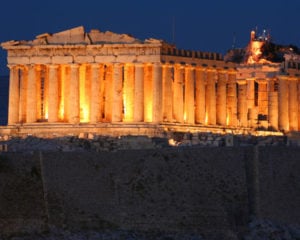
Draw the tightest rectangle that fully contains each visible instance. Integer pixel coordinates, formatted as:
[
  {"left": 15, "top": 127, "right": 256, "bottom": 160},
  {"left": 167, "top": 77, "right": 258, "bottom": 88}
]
[
  {"left": 237, "top": 79, "right": 247, "bottom": 85},
  {"left": 69, "top": 63, "right": 80, "bottom": 69},
  {"left": 47, "top": 64, "right": 59, "bottom": 69}
]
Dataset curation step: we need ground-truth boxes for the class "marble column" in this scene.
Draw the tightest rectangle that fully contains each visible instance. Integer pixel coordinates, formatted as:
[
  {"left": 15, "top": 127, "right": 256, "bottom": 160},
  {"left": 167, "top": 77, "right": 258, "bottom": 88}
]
[
  {"left": 152, "top": 63, "right": 163, "bottom": 123},
  {"left": 112, "top": 63, "right": 123, "bottom": 122},
  {"left": 173, "top": 64, "right": 184, "bottom": 123},
  {"left": 206, "top": 68, "right": 216, "bottom": 125},
  {"left": 257, "top": 80, "right": 268, "bottom": 116},
  {"left": 26, "top": 65, "right": 37, "bottom": 123},
  {"left": 227, "top": 71, "right": 237, "bottom": 126},
  {"left": 69, "top": 64, "right": 80, "bottom": 124},
  {"left": 289, "top": 77, "right": 298, "bottom": 131},
  {"left": 184, "top": 66, "right": 195, "bottom": 124},
  {"left": 195, "top": 67, "right": 206, "bottom": 124},
  {"left": 104, "top": 64, "right": 113, "bottom": 122},
  {"left": 216, "top": 70, "right": 227, "bottom": 126},
  {"left": 268, "top": 79, "right": 278, "bottom": 130},
  {"left": 134, "top": 63, "right": 144, "bottom": 122},
  {"left": 79, "top": 64, "right": 90, "bottom": 123},
  {"left": 89, "top": 64, "right": 101, "bottom": 123},
  {"left": 7, "top": 65, "right": 19, "bottom": 125},
  {"left": 278, "top": 75, "right": 289, "bottom": 131},
  {"left": 162, "top": 64, "right": 173, "bottom": 122},
  {"left": 246, "top": 78, "right": 256, "bottom": 127},
  {"left": 48, "top": 64, "right": 59, "bottom": 122},
  {"left": 237, "top": 80, "right": 247, "bottom": 127},
  {"left": 144, "top": 64, "right": 153, "bottom": 122},
  {"left": 123, "top": 63, "right": 135, "bottom": 122},
  {"left": 35, "top": 65, "right": 42, "bottom": 120},
  {"left": 19, "top": 66, "right": 28, "bottom": 123},
  {"left": 61, "top": 65, "right": 70, "bottom": 122}
]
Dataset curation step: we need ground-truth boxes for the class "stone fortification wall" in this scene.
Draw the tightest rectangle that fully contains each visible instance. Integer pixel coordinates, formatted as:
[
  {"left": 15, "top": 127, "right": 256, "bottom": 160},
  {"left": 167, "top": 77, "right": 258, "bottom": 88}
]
[{"left": 0, "top": 146, "right": 299, "bottom": 239}]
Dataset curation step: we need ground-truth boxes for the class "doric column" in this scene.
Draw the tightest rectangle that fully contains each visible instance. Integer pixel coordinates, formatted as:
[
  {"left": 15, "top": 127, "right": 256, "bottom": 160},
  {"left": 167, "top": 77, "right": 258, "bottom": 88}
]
[
  {"left": 144, "top": 64, "right": 153, "bottom": 122},
  {"left": 257, "top": 80, "right": 268, "bottom": 116},
  {"left": 152, "top": 63, "right": 163, "bottom": 123},
  {"left": 246, "top": 78, "right": 256, "bottom": 127},
  {"left": 227, "top": 71, "right": 237, "bottom": 126},
  {"left": 206, "top": 68, "right": 216, "bottom": 125},
  {"left": 237, "top": 80, "right": 248, "bottom": 127},
  {"left": 134, "top": 63, "right": 144, "bottom": 122},
  {"left": 89, "top": 64, "right": 101, "bottom": 123},
  {"left": 7, "top": 65, "right": 19, "bottom": 125},
  {"left": 35, "top": 65, "right": 42, "bottom": 120},
  {"left": 112, "top": 63, "right": 123, "bottom": 122},
  {"left": 104, "top": 64, "right": 113, "bottom": 122},
  {"left": 278, "top": 75, "right": 289, "bottom": 131},
  {"left": 48, "top": 64, "right": 59, "bottom": 122},
  {"left": 289, "top": 77, "right": 298, "bottom": 131},
  {"left": 26, "top": 65, "right": 37, "bottom": 123},
  {"left": 162, "top": 64, "right": 173, "bottom": 122},
  {"left": 79, "top": 64, "right": 90, "bottom": 123},
  {"left": 173, "top": 64, "right": 184, "bottom": 123},
  {"left": 268, "top": 79, "right": 278, "bottom": 130},
  {"left": 195, "top": 67, "right": 206, "bottom": 124},
  {"left": 216, "top": 70, "right": 227, "bottom": 126},
  {"left": 123, "top": 63, "right": 134, "bottom": 122},
  {"left": 69, "top": 64, "right": 80, "bottom": 124},
  {"left": 18, "top": 66, "right": 28, "bottom": 123},
  {"left": 184, "top": 66, "right": 195, "bottom": 124}
]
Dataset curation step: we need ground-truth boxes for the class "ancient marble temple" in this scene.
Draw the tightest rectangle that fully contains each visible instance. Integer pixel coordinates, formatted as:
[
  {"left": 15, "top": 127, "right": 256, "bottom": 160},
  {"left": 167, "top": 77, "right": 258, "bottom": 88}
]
[{"left": 1, "top": 26, "right": 300, "bottom": 133}]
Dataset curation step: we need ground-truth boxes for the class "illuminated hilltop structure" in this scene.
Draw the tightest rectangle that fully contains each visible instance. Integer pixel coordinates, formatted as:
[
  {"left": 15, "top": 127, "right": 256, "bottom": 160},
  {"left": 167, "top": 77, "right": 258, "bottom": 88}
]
[{"left": 1, "top": 26, "right": 300, "bottom": 136}]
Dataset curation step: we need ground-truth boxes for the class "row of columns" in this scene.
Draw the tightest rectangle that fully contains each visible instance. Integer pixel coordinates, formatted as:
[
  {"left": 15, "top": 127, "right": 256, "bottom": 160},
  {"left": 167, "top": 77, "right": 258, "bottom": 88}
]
[{"left": 6, "top": 63, "right": 300, "bottom": 132}]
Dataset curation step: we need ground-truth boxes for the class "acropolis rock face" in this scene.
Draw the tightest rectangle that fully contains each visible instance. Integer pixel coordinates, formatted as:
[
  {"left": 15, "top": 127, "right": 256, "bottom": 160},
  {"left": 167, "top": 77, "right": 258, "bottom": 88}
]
[{"left": 1, "top": 26, "right": 300, "bottom": 136}]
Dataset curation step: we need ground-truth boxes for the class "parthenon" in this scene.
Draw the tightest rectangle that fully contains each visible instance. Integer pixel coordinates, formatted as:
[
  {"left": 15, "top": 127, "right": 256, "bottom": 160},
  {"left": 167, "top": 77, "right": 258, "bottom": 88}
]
[{"left": 1, "top": 26, "right": 300, "bottom": 135}]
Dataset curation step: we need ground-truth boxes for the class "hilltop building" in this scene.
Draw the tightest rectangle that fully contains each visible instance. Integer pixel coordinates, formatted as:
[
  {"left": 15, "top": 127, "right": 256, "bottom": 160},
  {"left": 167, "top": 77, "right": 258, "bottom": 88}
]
[{"left": 1, "top": 26, "right": 300, "bottom": 136}]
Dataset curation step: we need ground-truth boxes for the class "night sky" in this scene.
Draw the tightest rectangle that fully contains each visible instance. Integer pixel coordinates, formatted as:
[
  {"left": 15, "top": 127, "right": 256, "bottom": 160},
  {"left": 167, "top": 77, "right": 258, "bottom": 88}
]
[{"left": 0, "top": 0, "right": 300, "bottom": 75}]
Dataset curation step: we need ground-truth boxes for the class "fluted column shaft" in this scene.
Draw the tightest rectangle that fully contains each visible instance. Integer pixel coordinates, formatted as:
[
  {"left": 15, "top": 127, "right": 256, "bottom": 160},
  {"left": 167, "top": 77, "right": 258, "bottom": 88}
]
[
  {"left": 69, "top": 64, "right": 80, "bottom": 124},
  {"left": 216, "top": 71, "right": 227, "bottom": 126},
  {"left": 289, "top": 78, "right": 298, "bottom": 131},
  {"left": 26, "top": 65, "right": 37, "bottom": 123},
  {"left": 134, "top": 63, "right": 144, "bottom": 122},
  {"left": 184, "top": 66, "right": 195, "bottom": 124},
  {"left": 90, "top": 64, "right": 101, "bottom": 123},
  {"left": 152, "top": 63, "right": 163, "bottom": 123},
  {"left": 144, "top": 64, "right": 153, "bottom": 122},
  {"left": 162, "top": 64, "right": 173, "bottom": 122},
  {"left": 173, "top": 64, "right": 184, "bottom": 123},
  {"left": 227, "top": 72, "right": 237, "bottom": 126},
  {"left": 48, "top": 65, "right": 59, "bottom": 122},
  {"left": 247, "top": 78, "right": 256, "bottom": 127},
  {"left": 195, "top": 67, "right": 206, "bottom": 124},
  {"left": 123, "top": 64, "right": 134, "bottom": 122},
  {"left": 112, "top": 63, "right": 123, "bottom": 122},
  {"left": 8, "top": 65, "right": 19, "bottom": 125},
  {"left": 206, "top": 69, "right": 216, "bottom": 125},
  {"left": 237, "top": 80, "right": 247, "bottom": 127},
  {"left": 257, "top": 80, "right": 268, "bottom": 115},
  {"left": 278, "top": 76, "right": 289, "bottom": 131},
  {"left": 268, "top": 80, "right": 278, "bottom": 130}
]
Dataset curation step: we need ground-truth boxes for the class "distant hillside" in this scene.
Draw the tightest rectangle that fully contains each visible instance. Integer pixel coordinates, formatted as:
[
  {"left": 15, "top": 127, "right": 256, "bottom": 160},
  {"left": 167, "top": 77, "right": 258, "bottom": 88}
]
[{"left": 0, "top": 76, "right": 8, "bottom": 125}]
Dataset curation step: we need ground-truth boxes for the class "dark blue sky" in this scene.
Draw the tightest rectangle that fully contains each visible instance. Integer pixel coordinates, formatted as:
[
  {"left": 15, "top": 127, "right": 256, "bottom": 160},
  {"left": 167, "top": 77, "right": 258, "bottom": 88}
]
[{"left": 1, "top": 0, "right": 300, "bottom": 75}]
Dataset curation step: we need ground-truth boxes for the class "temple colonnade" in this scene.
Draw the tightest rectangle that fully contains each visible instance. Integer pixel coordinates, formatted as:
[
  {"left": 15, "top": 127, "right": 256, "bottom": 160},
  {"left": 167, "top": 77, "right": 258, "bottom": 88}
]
[{"left": 7, "top": 63, "right": 300, "bottom": 132}]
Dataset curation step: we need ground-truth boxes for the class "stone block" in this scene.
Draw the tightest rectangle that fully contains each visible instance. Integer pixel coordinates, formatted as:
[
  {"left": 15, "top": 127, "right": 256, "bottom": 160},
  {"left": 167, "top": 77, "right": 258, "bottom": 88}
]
[
  {"left": 116, "top": 55, "right": 137, "bottom": 63},
  {"left": 136, "top": 55, "right": 160, "bottom": 63},
  {"left": 95, "top": 55, "right": 116, "bottom": 63},
  {"left": 30, "top": 56, "right": 51, "bottom": 64},
  {"left": 52, "top": 56, "right": 73, "bottom": 64},
  {"left": 8, "top": 56, "right": 30, "bottom": 65},
  {"left": 74, "top": 55, "right": 94, "bottom": 63}
]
